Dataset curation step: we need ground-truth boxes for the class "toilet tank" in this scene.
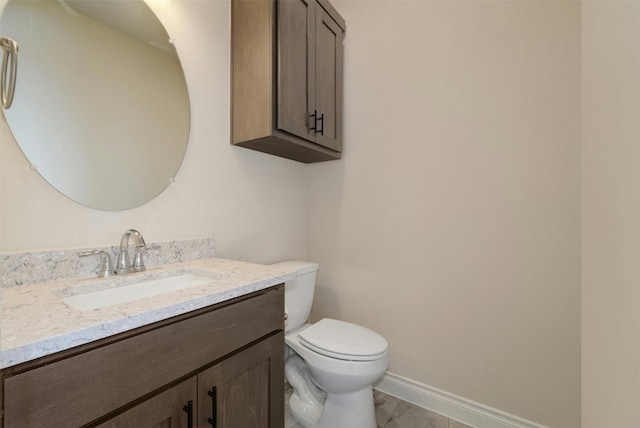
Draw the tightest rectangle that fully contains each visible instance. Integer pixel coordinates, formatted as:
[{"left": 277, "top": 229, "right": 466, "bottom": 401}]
[{"left": 271, "top": 261, "right": 319, "bottom": 332}]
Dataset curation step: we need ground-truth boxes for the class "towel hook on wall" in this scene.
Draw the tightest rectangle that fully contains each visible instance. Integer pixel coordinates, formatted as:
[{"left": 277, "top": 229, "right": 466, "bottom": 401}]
[{"left": 0, "top": 37, "right": 19, "bottom": 109}]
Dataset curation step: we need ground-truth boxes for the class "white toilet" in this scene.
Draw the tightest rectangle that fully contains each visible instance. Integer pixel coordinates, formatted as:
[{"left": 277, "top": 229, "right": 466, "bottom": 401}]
[{"left": 272, "top": 261, "right": 388, "bottom": 428}]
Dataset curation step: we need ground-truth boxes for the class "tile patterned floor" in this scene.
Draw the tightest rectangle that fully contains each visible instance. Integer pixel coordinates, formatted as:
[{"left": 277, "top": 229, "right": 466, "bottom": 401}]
[{"left": 284, "top": 384, "right": 473, "bottom": 428}]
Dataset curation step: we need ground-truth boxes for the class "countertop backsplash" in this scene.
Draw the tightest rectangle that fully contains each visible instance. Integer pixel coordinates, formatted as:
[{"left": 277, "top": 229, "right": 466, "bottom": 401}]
[{"left": 0, "top": 238, "right": 216, "bottom": 288}]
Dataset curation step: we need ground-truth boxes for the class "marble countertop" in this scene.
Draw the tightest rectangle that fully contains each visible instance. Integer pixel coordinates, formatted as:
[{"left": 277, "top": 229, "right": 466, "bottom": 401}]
[{"left": 0, "top": 258, "right": 293, "bottom": 370}]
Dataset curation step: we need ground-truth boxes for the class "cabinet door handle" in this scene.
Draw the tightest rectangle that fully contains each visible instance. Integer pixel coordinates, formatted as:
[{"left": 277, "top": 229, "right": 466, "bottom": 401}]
[
  {"left": 182, "top": 400, "right": 194, "bottom": 428},
  {"left": 317, "top": 113, "right": 324, "bottom": 136},
  {"left": 207, "top": 386, "right": 217, "bottom": 427},
  {"left": 308, "top": 110, "right": 317, "bottom": 132}
]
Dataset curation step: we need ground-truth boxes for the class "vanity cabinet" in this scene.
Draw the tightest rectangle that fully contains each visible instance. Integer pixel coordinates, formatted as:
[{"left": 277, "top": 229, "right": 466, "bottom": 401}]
[
  {"left": 231, "top": 0, "right": 345, "bottom": 163},
  {"left": 0, "top": 286, "right": 284, "bottom": 428}
]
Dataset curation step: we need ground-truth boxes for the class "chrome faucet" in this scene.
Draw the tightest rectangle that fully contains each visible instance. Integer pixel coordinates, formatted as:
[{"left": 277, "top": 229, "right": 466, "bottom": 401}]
[
  {"left": 115, "top": 229, "right": 148, "bottom": 274},
  {"left": 78, "top": 229, "right": 158, "bottom": 278}
]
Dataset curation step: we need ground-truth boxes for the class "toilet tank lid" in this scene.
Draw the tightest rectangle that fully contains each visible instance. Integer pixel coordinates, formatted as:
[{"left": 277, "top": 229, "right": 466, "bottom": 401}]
[{"left": 271, "top": 260, "right": 319, "bottom": 275}]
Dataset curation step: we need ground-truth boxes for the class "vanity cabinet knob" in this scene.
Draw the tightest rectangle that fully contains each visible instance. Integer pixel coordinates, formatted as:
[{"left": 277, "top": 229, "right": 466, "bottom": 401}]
[
  {"left": 207, "top": 386, "right": 217, "bottom": 427},
  {"left": 182, "top": 400, "right": 194, "bottom": 428}
]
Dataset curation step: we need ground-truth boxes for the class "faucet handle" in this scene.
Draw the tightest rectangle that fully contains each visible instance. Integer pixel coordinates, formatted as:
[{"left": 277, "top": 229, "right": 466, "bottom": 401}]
[
  {"left": 115, "top": 249, "right": 131, "bottom": 274},
  {"left": 79, "top": 250, "right": 115, "bottom": 278},
  {"left": 132, "top": 244, "right": 160, "bottom": 272}
]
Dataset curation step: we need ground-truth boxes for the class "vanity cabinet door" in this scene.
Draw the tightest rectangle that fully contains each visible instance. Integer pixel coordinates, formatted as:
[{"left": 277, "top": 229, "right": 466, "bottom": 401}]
[
  {"left": 94, "top": 377, "right": 197, "bottom": 428},
  {"left": 197, "top": 332, "right": 284, "bottom": 428}
]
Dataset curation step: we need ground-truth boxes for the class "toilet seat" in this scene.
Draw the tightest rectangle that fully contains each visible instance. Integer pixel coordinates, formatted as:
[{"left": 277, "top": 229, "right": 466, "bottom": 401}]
[{"left": 298, "top": 318, "right": 388, "bottom": 362}]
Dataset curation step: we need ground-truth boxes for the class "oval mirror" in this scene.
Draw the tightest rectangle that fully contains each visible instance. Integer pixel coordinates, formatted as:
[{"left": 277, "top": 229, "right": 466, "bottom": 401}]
[{"left": 0, "top": 0, "right": 190, "bottom": 211}]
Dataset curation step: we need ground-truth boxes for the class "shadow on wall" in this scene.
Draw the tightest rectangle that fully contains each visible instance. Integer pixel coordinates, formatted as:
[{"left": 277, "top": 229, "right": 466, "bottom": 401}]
[{"left": 310, "top": 284, "right": 342, "bottom": 322}]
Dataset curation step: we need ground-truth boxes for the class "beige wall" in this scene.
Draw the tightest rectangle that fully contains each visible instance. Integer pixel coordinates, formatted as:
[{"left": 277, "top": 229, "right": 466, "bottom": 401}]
[
  {"left": 581, "top": 2, "right": 640, "bottom": 427},
  {"left": 308, "top": 1, "right": 581, "bottom": 427},
  {"left": 0, "top": 0, "right": 309, "bottom": 263},
  {"left": 7, "top": 0, "right": 638, "bottom": 426}
]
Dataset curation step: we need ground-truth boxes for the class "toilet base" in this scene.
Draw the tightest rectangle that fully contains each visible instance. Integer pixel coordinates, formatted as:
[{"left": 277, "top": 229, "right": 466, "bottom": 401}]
[
  {"left": 286, "top": 353, "right": 377, "bottom": 428},
  {"left": 284, "top": 322, "right": 387, "bottom": 428},
  {"left": 310, "top": 386, "right": 377, "bottom": 428}
]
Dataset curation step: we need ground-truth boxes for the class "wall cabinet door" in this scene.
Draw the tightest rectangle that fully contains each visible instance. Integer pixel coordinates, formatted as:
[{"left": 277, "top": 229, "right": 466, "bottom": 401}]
[
  {"left": 278, "top": 0, "right": 343, "bottom": 152},
  {"left": 197, "top": 332, "right": 284, "bottom": 428},
  {"left": 278, "top": 0, "right": 316, "bottom": 143},
  {"left": 95, "top": 377, "right": 197, "bottom": 428},
  {"left": 314, "top": 4, "right": 343, "bottom": 151}
]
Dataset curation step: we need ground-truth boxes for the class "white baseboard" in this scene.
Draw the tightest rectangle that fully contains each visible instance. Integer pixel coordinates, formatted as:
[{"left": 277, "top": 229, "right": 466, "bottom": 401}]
[{"left": 374, "top": 372, "right": 548, "bottom": 428}]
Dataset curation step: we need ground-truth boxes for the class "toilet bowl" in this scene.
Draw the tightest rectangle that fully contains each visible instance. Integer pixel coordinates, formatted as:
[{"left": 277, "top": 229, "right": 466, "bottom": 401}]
[{"left": 272, "top": 261, "right": 388, "bottom": 428}]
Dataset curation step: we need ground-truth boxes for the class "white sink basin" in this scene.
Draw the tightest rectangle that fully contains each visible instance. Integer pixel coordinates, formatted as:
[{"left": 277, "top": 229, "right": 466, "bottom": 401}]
[{"left": 60, "top": 271, "right": 223, "bottom": 311}]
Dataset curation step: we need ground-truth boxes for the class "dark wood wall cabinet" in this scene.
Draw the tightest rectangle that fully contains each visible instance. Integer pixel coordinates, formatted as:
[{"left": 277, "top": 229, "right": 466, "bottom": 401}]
[
  {"left": 232, "top": 0, "right": 346, "bottom": 163},
  {"left": 0, "top": 286, "right": 285, "bottom": 428}
]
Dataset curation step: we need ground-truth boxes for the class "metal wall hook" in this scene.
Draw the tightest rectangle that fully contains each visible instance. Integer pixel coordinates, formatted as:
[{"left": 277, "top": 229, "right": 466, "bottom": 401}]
[{"left": 0, "top": 37, "right": 18, "bottom": 109}]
